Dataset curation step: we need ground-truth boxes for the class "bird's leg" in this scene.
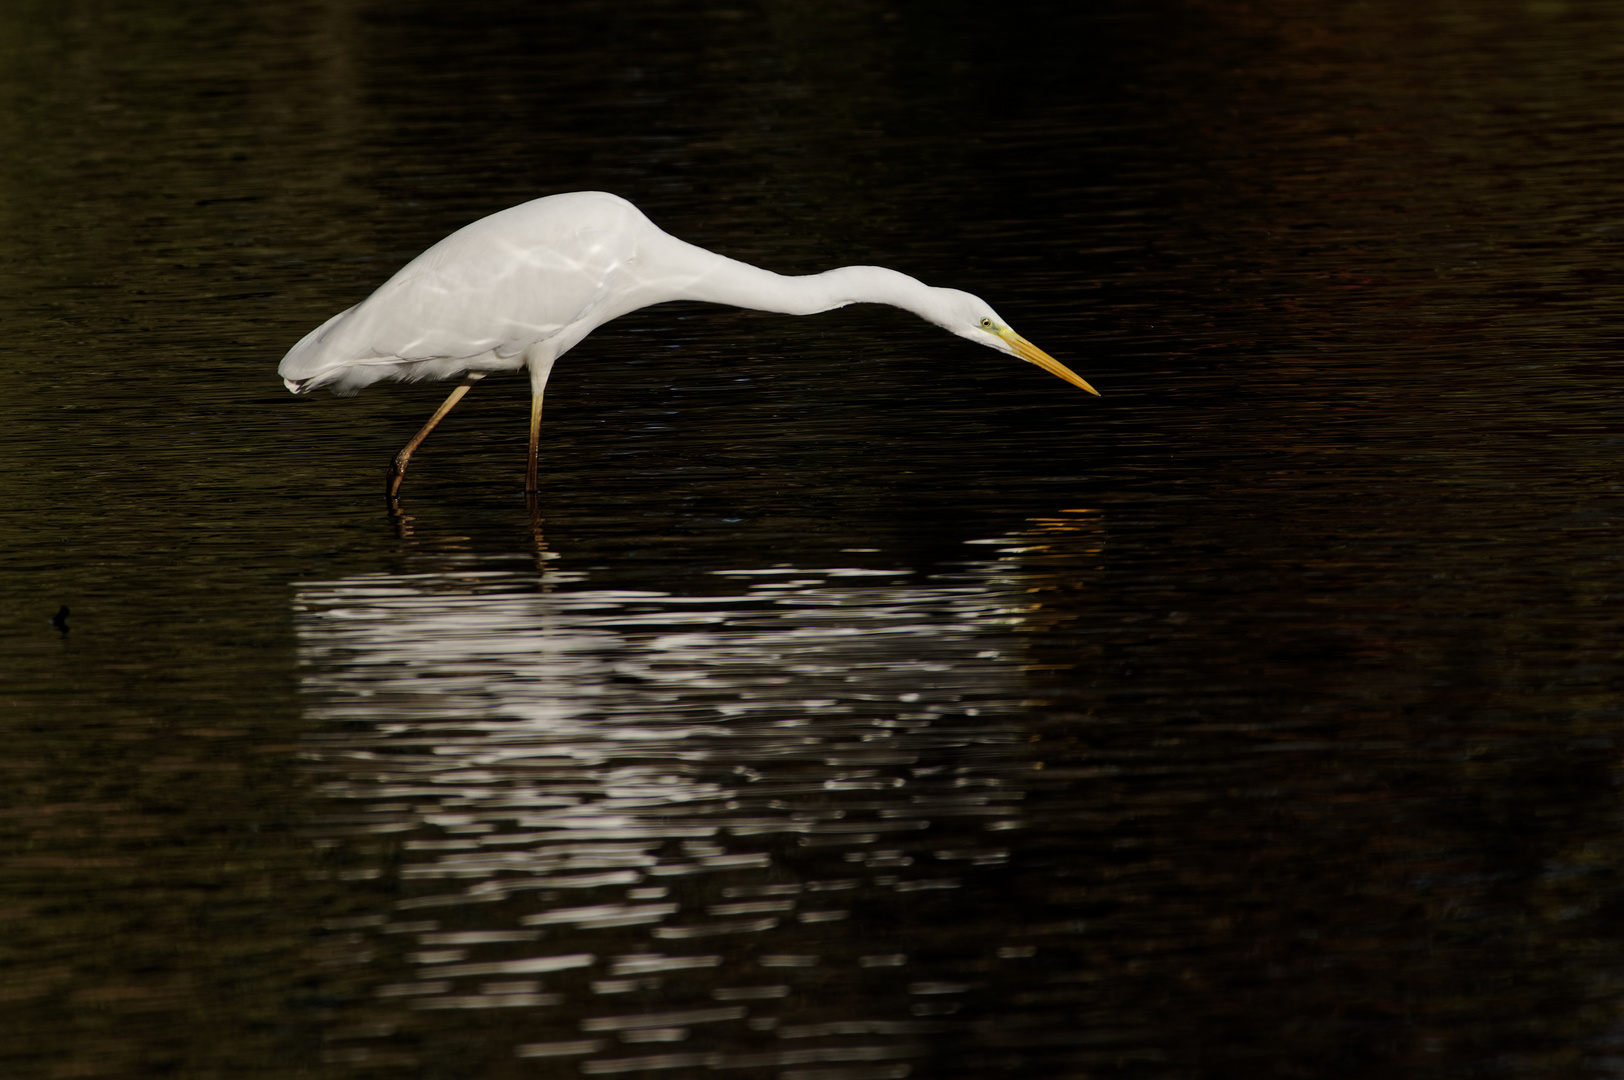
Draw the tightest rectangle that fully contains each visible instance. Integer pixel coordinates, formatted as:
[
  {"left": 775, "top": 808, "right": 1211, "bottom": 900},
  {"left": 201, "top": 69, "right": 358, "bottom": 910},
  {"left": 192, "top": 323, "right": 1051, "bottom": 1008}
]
[
  {"left": 526, "top": 392, "right": 544, "bottom": 493},
  {"left": 525, "top": 353, "right": 556, "bottom": 494},
  {"left": 387, "top": 373, "right": 483, "bottom": 498}
]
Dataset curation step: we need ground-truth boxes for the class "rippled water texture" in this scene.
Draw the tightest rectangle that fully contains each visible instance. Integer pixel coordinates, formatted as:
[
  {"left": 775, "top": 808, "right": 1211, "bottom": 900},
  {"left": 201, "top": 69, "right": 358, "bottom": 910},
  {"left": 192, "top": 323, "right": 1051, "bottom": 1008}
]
[
  {"left": 3, "top": 0, "right": 1624, "bottom": 1077},
  {"left": 294, "top": 549, "right": 1048, "bottom": 1075}
]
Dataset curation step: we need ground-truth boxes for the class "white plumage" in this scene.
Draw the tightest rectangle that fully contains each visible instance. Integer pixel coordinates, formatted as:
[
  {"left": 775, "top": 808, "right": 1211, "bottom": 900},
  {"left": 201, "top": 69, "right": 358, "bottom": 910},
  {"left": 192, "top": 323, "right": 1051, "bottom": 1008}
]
[{"left": 279, "top": 191, "right": 1097, "bottom": 496}]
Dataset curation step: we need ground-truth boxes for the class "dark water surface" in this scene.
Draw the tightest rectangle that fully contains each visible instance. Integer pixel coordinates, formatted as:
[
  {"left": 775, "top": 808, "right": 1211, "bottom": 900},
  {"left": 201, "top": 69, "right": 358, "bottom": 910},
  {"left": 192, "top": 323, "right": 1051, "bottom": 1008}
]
[{"left": 4, "top": 0, "right": 1624, "bottom": 1077}]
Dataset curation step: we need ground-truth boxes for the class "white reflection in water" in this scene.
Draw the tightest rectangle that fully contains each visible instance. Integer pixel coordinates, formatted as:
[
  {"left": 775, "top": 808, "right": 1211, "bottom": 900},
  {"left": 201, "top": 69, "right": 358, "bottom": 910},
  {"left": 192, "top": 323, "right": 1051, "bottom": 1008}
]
[{"left": 293, "top": 520, "right": 1099, "bottom": 1072}]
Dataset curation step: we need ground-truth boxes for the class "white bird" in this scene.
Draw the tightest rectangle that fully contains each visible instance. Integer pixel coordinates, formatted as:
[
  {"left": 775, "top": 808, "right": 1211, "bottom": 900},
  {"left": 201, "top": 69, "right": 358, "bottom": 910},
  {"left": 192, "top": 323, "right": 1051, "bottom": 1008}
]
[{"left": 279, "top": 191, "right": 1099, "bottom": 497}]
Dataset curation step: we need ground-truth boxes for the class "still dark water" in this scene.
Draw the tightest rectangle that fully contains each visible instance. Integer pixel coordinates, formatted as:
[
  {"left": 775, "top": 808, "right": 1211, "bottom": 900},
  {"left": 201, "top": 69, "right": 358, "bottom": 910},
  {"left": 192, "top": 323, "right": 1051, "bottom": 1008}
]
[{"left": 4, "top": 0, "right": 1624, "bottom": 1077}]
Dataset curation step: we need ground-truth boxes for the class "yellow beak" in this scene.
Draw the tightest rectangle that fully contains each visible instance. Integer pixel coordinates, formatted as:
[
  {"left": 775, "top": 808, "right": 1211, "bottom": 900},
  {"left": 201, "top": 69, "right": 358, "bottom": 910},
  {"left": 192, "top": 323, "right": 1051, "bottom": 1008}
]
[{"left": 1000, "top": 329, "right": 1099, "bottom": 395}]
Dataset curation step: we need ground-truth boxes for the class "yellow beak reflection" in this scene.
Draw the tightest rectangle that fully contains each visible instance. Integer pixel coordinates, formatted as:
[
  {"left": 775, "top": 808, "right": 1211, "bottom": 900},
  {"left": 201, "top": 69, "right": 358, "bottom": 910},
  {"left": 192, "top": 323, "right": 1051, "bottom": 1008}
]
[{"left": 1002, "top": 329, "right": 1100, "bottom": 396}]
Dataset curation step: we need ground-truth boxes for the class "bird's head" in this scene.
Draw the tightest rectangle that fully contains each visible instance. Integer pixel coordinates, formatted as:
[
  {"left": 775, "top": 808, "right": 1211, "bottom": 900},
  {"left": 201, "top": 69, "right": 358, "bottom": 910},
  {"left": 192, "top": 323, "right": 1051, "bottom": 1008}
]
[{"left": 934, "top": 289, "right": 1100, "bottom": 396}]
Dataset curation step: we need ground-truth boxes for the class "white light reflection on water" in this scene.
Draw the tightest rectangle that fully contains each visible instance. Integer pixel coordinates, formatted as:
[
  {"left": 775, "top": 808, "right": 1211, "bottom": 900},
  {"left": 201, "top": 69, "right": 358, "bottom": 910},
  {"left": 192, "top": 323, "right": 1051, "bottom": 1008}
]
[{"left": 292, "top": 517, "right": 1102, "bottom": 1073}]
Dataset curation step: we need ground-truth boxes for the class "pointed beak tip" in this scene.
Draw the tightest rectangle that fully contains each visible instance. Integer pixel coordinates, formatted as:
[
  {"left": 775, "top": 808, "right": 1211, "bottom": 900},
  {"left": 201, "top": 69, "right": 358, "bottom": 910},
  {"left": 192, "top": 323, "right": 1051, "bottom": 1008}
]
[{"left": 1006, "top": 333, "right": 1100, "bottom": 398}]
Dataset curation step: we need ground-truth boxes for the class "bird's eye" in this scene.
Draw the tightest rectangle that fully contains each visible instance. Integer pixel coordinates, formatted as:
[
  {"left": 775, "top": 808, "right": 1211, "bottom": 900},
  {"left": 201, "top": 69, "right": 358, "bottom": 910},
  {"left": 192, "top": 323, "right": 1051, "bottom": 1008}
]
[{"left": 979, "top": 317, "right": 994, "bottom": 330}]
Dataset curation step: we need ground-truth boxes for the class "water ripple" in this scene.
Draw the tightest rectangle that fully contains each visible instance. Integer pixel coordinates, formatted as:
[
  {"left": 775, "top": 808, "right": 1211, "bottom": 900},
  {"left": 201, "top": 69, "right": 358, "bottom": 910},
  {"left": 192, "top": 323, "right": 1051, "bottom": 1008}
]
[{"left": 293, "top": 541, "right": 1070, "bottom": 1072}]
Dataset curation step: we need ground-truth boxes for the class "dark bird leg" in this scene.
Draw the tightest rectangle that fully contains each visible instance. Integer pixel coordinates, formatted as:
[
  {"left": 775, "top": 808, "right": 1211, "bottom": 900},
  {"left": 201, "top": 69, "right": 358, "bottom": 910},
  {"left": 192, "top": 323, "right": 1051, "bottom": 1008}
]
[
  {"left": 525, "top": 354, "right": 557, "bottom": 495},
  {"left": 387, "top": 374, "right": 484, "bottom": 498},
  {"left": 526, "top": 392, "right": 544, "bottom": 494}
]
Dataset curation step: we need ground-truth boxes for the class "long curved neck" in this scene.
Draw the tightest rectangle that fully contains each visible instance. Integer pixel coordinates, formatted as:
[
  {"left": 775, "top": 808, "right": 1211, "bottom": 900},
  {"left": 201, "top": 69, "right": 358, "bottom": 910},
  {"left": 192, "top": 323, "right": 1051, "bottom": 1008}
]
[{"left": 646, "top": 233, "right": 946, "bottom": 326}]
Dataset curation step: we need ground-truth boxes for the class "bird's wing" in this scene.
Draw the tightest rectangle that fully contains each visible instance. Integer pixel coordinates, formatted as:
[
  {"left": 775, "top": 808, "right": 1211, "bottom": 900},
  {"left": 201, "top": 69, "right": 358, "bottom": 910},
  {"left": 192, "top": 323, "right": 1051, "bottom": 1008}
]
[
  {"left": 279, "top": 193, "right": 651, "bottom": 389},
  {"left": 281, "top": 243, "right": 610, "bottom": 384}
]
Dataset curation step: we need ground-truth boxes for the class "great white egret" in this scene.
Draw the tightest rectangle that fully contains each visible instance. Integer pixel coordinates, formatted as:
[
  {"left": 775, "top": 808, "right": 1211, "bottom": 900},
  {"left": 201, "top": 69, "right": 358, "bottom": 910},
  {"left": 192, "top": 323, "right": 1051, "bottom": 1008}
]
[{"left": 279, "top": 191, "right": 1099, "bottom": 496}]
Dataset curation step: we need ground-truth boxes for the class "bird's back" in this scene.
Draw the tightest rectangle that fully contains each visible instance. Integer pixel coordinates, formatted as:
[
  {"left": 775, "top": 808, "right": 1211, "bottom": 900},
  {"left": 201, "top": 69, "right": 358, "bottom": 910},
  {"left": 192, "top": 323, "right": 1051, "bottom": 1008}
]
[{"left": 279, "top": 192, "right": 661, "bottom": 394}]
